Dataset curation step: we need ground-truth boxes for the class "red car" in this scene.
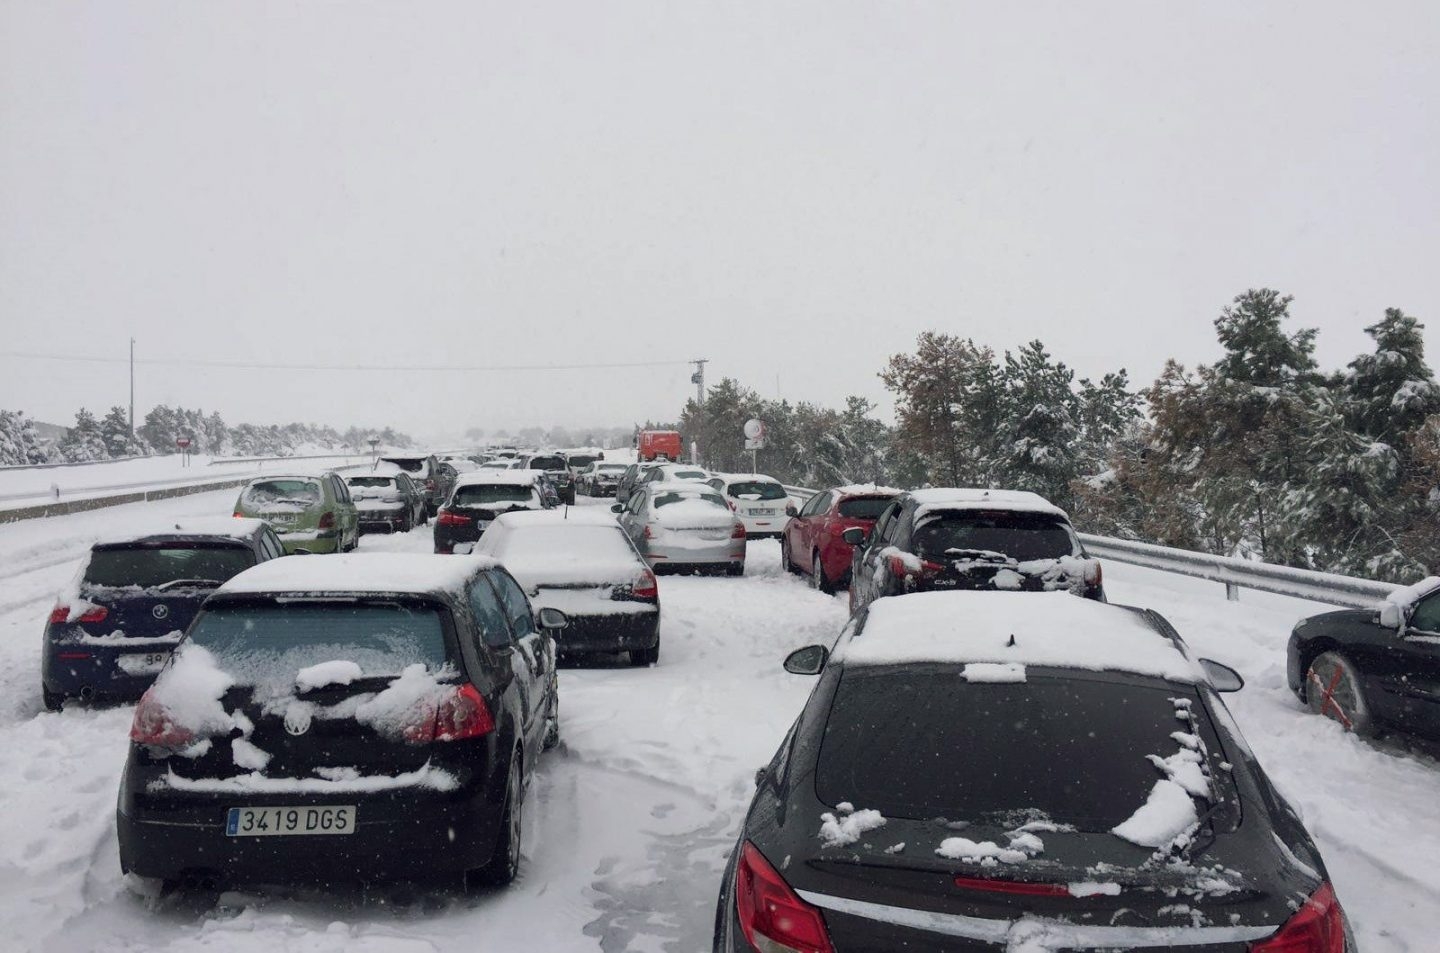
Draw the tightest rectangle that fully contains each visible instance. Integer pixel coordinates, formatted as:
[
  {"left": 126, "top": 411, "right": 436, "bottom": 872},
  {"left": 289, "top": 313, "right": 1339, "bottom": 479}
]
[{"left": 780, "top": 484, "right": 901, "bottom": 592}]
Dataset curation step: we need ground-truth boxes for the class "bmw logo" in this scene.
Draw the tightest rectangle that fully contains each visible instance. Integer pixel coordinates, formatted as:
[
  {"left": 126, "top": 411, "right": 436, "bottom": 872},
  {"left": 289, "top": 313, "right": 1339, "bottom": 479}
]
[{"left": 151, "top": 604, "right": 169, "bottom": 620}]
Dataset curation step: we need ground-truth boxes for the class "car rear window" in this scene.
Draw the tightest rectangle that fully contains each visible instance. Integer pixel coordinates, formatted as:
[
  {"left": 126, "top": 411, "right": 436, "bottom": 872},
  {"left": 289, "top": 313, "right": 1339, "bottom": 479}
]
[
  {"left": 816, "top": 669, "right": 1199, "bottom": 830},
  {"left": 347, "top": 477, "right": 395, "bottom": 489},
  {"left": 530, "top": 456, "right": 566, "bottom": 470},
  {"left": 838, "top": 496, "right": 894, "bottom": 519},
  {"left": 653, "top": 490, "right": 727, "bottom": 509},
  {"left": 185, "top": 603, "right": 449, "bottom": 683},
  {"left": 669, "top": 469, "right": 708, "bottom": 481},
  {"left": 243, "top": 479, "right": 321, "bottom": 508},
  {"left": 913, "top": 512, "right": 1076, "bottom": 561},
  {"left": 727, "top": 481, "right": 787, "bottom": 501},
  {"left": 84, "top": 544, "right": 255, "bottom": 588},
  {"left": 382, "top": 458, "right": 426, "bottom": 473},
  {"left": 453, "top": 484, "right": 537, "bottom": 506},
  {"left": 568, "top": 455, "right": 600, "bottom": 468}
]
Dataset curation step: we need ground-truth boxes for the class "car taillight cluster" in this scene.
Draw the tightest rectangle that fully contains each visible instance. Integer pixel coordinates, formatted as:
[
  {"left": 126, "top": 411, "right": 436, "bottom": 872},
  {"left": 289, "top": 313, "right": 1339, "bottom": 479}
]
[
  {"left": 49, "top": 604, "right": 108, "bottom": 625},
  {"left": 735, "top": 841, "right": 834, "bottom": 953},
  {"left": 631, "top": 569, "right": 659, "bottom": 600},
  {"left": 129, "top": 689, "right": 195, "bottom": 749},
  {"left": 400, "top": 685, "right": 496, "bottom": 744},
  {"left": 437, "top": 509, "right": 473, "bottom": 526},
  {"left": 731, "top": 522, "right": 747, "bottom": 539},
  {"left": 1084, "top": 558, "right": 1103, "bottom": 588},
  {"left": 317, "top": 511, "right": 336, "bottom": 530},
  {"left": 1249, "top": 882, "right": 1349, "bottom": 953}
]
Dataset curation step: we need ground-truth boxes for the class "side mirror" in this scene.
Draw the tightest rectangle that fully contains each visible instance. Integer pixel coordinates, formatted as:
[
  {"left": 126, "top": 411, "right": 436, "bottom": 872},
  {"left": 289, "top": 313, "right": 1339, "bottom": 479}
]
[
  {"left": 453, "top": 542, "right": 475, "bottom": 555},
  {"left": 1198, "top": 658, "right": 1244, "bottom": 693},
  {"left": 785, "top": 504, "right": 798, "bottom": 517},
  {"left": 538, "top": 607, "right": 569, "bottom": 630},
  {"left": 784, "top": 644, "right": 828, "bottom": 675},
  {"left": 841, "top": 527, "right": 867, "bottom": 546},
  {"left": 1378, "top": 602, "right": 1405, "bottom": 631},
  {"left": 610, "top": 503, "right": 624, "bottom": 514}
]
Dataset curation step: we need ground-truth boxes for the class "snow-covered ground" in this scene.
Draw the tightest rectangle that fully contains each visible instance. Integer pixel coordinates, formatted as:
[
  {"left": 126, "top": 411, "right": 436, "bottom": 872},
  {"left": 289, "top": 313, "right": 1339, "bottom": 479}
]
[
  {"left": 0, "top": 491, "right": 1434, "bottom": 952},
  {"left": 0, "top": 454, "right": 371, "bottom": 509}
]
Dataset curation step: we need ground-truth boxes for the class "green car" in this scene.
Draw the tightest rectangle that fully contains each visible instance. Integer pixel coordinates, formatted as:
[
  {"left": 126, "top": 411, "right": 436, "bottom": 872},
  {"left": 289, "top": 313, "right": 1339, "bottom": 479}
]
[{"left": 233, "top": 472, "right": 360, "bottom": 554}]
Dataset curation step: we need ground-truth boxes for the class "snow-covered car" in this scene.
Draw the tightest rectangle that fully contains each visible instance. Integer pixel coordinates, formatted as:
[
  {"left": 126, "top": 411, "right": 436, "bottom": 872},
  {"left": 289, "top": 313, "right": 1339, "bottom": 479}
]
[
  {"left": 781, "top": 483, "right": 902, "bottom": 592},
  {"left": 475, "top": 509, "right": 661, "bottom": 666},
  {"left": 580, "top": 461, "right": 628, "bottom": 497},
  {"left": 614, "top": 482, "right": 745, "bottom": 575},
  {"left": 380, "top": 454, "right": 452, "bottom": 516},
  {"left": 615, "top": 462, "right": 661, "bottom": 505},
  {"left": 845, "top": 488, "right": 1103, "bottom": 614},
  {"left": 1287, "top": 575, "right": 1440, "bottom": 738},
  {"left": 522, "top": 452, "right": 576, "bottom": 505},
  {"left": 232, "top": 472, "right": 360, "bottom": 555},
  {"left": 40, "top": 518, "right": 286, "bottom": 711},
  {"left": 716, "top": 590, "right": 1356, "bottom": 953},
  {"left": 344, "top": 467, "right": 428, "bottom": 533},
  {"left": 116, "top": 554, "right": 566, "bottom": 889},
  {"left": 639, "top": 463, "right": 710, "bottom": 489},
  {"left": 704, "top": 473, "right": 791, "bottom": 539},
  {"left": 434, "top": 471, "right": 550, "bottom": 554}
]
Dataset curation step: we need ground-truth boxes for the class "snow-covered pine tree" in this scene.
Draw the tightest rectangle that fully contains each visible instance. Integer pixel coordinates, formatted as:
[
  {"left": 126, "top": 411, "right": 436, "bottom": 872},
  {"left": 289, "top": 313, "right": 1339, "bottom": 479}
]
[
  {"left": 98, "top": 406, "right": 150, "bottom": 458},
  {"left": 56, "top": 408, "right": 110, "bottom": 462},
  {"left": 1344, "top": 308, "right": 1440, "bottom": 448},
  {"left": 994, "top": 340, "right": 1081, "bottom": 507}
]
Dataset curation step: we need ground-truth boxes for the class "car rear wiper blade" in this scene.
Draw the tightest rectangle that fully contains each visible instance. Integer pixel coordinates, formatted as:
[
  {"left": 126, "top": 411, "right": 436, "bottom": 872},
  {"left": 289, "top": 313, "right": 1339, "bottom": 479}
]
[
  {"left": 154, "top": 578, "right": 225, "bottom": 591},
  {"left": 943, "top": 548, "right": 1014, "bottom": 562}
]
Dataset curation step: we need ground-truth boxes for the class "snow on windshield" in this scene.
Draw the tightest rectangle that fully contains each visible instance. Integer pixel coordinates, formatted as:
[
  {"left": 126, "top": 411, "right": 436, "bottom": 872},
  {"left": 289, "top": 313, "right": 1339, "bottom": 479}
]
[{"left": 243, "top": 479, "right": 321, "bottom": 509}]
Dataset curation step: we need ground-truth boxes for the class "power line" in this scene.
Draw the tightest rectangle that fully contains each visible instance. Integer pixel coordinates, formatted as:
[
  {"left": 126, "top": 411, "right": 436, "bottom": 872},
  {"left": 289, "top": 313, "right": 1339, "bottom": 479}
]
[{"left": 0, "top": 350, "right": 692, "bottom": 373}]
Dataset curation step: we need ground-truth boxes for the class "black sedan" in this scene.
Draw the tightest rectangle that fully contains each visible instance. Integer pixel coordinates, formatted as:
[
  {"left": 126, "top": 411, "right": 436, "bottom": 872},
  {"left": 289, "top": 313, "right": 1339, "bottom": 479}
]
[
  {"left": 117, "top": 553, "right": 565, "bottom": 889},
  {"left": 716, "top": 591, "right": 1355, "bottom": 953},
  {"left": 1288, "top": 575, "right": 1440, "bottom": 738}
]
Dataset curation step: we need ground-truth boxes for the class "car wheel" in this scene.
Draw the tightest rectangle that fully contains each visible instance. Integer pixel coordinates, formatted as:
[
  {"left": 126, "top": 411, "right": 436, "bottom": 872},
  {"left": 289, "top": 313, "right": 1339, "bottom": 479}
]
[
  {"left": 780, "top": 539, "right": 795, "bottom": 575},
  {"left": 811, "top": 551, "right": 834, "bottom": 594},
  {"left": 471, "top": 750, "right": 523, "bottom": 887},
  {"left": 726, "top": 563, "right": 745, "bottom": 577},
  {"left": 631, "top": 639, "right": 660, "bottom": 666},
  {"left": 41, "top": 685, "right": 64, "bottom": 712},
  {"left": 397, "top": 512, "right": 414, "bottom": 533},
  {"left": 1305, "top": 651, "right": 1374, "bottom": 735}
]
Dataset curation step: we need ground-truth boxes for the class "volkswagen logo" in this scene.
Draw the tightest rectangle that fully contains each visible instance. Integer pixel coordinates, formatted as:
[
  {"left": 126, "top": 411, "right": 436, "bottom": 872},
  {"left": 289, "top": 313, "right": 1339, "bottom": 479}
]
[
  {"left": 151, "top": 604, "right": 169, "bottom": 620},
  {"left": 283, "top": 704, "right": 313, "bottom": 736}
]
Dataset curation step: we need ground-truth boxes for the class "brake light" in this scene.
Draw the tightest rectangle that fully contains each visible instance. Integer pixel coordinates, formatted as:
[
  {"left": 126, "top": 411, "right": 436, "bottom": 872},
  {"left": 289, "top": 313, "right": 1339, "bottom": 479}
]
[
  {"left": 642, "top": 525, "right": 654, "bottom": 540},
  {"left": 731, "top": 522, "right": 747, "bottom": 539},
  {"left": 1085, "top": 559, "right": 1103, "bottom": 588},
  {"left": 919, "top": 559, "right": 945, "bottom": 574},
  {"left": 953, "top": 875, "right": 1070, "bottom": 897},
  {"left": 49, "top": 604, "right": 108, "bottom": 625},
  {"left": 887, "top": 555, "right": 910, "bottom": 578},
  {"left": 402, "top": 685, "right": 495, "bottom": 744},
  {"left": 233, "top": 510, "right": 244, "bottom": 518},
  {"left": 317, "top": 511, "right": 336, "bottom": 530},
  {"left": 728, "top": 500, "right": 737, "bottom": 511},
  {"left": 438, "top": 509, "right": 473, "bottom": 526},
  {"left": 129, "top": 689, "right": 195, "bottom": 749},
  {"left": 632, "top": 569, "right": 659, "bottom": 600},
  {"left": 1249, "top": 882, "right": 1348, "bottom": 953},
  {"left": 735, "top": 841, "right": 834, "bottom": 953}
]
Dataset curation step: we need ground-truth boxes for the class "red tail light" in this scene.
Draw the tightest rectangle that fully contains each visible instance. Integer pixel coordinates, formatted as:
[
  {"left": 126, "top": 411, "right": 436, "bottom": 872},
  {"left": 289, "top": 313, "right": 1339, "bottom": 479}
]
[
  {"left": 1249, "top": 882, "right": 1348, "bottom": 952},
  {"left": 887, "top": 555, "right": 910, "bottom": 578},
  {"left": 1084, "top": 558, "right": 1103, "bottom": 588},
  {"left": 632, "top": 569, "right": 659, "bottom": 600},
  {"left": 953, "top": 875, "right": 1070, "bottom": 897},
  {"left": 129, "top": 689, "right": 194, "bottom": 749},
  {"left": 317, "top": 511, "right": 336, "bottom": 530},
  {"left": 731, "top": 522, "right": 747, "bottom": 539},
  {"left": 919, "top": 559, "right": 945, "bottom": 574},
  {"left": 426, "top": 479, "right": 437, "bottom": 491},
  {"left": 642, "top": 525, "right": 654, "bottom": 540},
  {"left": 728, "top": 500, "right": 738, "bottom": 511},
  {"left": 402, "top": 685, "right": 495, "bottom": 744},
  {"left": 735, "top": 841, "right": 834, "bottom": 953},
  {"left": 233, "top": 510, "right": 244, "bottom": 518},
  {"left": 437, "top": 509, "right": 472, "bottom": 526},
  {"left": 49, "top": 604, "right": 108, "bottom": 625}
]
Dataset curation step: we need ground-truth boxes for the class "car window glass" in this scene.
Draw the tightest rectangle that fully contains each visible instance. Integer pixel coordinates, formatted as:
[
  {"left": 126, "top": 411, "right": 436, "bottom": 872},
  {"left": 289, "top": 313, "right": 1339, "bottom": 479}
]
[
  {"left": 804, "top": 491, "right": 831, "bottom": 517},
  {"left": 468, "top": 578, "right": 514, "bottom": 648},
  {"left": 261, "top": 531, "right": 283, "bottom": 560},
  {"left": 1411, "top": 592, "right": 1440, "bottom": 633},
  {"left": 489, "top": 571, "right": 537, "bottom": 639},
  {"left": 913, "top": 512, "right": 1077, "bottom": 561},
  {"left": 870, "top": 502, "right": 898, "bottom": 546}
]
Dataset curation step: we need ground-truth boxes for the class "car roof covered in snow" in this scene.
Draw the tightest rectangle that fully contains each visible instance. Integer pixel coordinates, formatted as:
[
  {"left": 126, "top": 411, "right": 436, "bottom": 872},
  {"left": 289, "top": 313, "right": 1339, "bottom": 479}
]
[
  {"left": 643, "top": 481, "right": 721, "bottom": 496},
  {"left": 831, "top": 483, "right": 904, "bottom": 498},
  {"left": 242, "top": 472, "right": 332, "bottom": 485},
  {"left": 907, "top": 487, "right": 1069, "bottom": 521},
  {"left": 838, "top": 590, "right": 1201, "bottom": 683},
  {"left": 489, "top": 509, "right": 622, "bottom": 530},
  {"left": 217, "top": 553, "right": 500, "bottom": 598},
  {"left": 94, "top": 517, "right": 272, "bottom": 548},
  {"left": 344, "top": 461, "right": 406, "bottom": 479},
  {"left": 711, "top": 472, "right": 782, "bottom": 485},
  {"left": 453, "top": 469, "right": 545, "bottom": 488}
]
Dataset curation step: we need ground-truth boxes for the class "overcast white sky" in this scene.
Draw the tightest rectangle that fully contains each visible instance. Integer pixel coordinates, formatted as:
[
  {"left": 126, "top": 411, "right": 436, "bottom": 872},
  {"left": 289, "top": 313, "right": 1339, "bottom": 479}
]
[{"left": 2, "top": 1, "right": 1436, "bottom": 441}]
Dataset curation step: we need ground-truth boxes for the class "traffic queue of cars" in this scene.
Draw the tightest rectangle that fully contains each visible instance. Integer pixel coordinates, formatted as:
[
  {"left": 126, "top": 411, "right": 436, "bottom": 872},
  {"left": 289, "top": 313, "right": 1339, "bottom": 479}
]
[{"left": 34, "top": 457, "right": 1387, "bottom": 950}]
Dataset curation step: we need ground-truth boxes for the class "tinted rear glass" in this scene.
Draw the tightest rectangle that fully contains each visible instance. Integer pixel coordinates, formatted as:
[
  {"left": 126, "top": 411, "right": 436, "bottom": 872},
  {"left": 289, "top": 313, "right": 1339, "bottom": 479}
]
[
  {"left": 453, "top": 484, "right": 536, "bottom": 506},
  {"left": 568, "top": 455, "right": 600, "bottom": 468},
  {"left": 653, "top": 491, "right": 727, "bottom": 509},
  {"left": 816, "top": 669, "right": 1198, "bottom": 830},
  {"left": 347, "top": 477, "right": 395, "bottom": 488},
  {"left": 186, "top": 603, "right": 449, "bottom": 682},
  {"left": 838, "top": 497, "right": 894, "bottom": 519},
  {"left": 85, "top": 544, "right": 255, "bottom": 588},
  {"left": 668, "top": 469, "right": 708, "bottom": 481},
  {"left": 530, "top": 456, "right": 566, "bottom": 470},
  {"left": 243, "top": 480, "right": 321, "bottom": 507},
  {"left": 382, "top": 458, "right": 426, "bottom": 473},
  {"left": 914, "top": 512, "right": 1075, "bottom": 561},
  {"left": 727, "top": 481, "right": 787, "bottom": 501}
]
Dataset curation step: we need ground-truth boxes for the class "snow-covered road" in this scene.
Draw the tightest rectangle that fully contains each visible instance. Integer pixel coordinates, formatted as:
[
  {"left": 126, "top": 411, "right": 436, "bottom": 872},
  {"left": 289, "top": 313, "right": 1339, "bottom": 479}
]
[{"left": 0, "top": 492, "right": 1434, "bottom": 951}]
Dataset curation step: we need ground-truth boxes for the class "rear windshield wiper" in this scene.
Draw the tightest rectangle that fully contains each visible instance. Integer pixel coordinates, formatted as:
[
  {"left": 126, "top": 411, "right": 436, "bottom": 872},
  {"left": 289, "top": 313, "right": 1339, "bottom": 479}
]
[
  {"left": 943, "top": 549, "right": 1015, "bottom": 563},
  {"left": 154, "top": 578, "right": 225, "bottom": 591}
]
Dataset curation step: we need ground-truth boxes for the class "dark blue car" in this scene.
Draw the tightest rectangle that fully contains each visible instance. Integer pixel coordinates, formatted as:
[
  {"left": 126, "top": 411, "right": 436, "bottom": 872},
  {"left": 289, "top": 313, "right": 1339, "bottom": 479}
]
[{"left": 41, "top": 518, "right": 286, "bottom": 710}]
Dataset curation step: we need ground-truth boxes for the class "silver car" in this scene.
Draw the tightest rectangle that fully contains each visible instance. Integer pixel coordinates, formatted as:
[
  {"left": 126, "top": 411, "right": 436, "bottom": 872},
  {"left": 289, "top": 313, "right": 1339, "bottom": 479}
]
[{"left": 613, "top": 482, "right": 746, "bottom": 576}]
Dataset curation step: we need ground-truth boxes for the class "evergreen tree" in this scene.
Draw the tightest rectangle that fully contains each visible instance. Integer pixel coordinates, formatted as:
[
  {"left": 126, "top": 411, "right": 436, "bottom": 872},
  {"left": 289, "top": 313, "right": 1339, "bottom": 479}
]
[
  {"left": 57, "top": 408, "right": 109, "bottom": 462},
  {"left": 994, "top": 341, "right": 1082, "bottom": 507},
  {"left": 1344, "top": 308, "right": 1440, "bottom": 448},
  {"left": 879, "top": 333, "right": 1002, "bottom": 486},
  {"left": 0, "top": 410, "right": 54, "bottom": 465},
  {"left": 98, "top": 406, "right": 149, "bottom": 458}
]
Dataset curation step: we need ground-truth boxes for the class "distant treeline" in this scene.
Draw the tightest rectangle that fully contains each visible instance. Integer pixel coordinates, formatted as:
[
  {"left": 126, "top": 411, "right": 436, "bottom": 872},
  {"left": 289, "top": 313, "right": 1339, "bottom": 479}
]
[
  {"left": 674, "top": 289, "right": 1440, "bottom": 582},
  {"left": 0, "top": 404, "right": 413, "bottom": 465}
]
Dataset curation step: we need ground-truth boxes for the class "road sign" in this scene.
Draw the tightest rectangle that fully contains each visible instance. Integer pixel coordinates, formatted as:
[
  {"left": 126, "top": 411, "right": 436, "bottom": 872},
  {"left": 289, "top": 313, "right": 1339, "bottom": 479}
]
[
  {"left": 175, "top": 437, "right": 192, "bottom": 449},
  {"left": 743, "top": 418, "right": 766, "bottom": 450}
]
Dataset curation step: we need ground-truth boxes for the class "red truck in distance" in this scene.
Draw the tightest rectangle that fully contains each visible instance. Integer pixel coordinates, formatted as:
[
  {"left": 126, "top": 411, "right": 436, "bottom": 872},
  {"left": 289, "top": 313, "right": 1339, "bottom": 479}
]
[{"left": 637, "top": 430, "right": 683, "bottom": 462}]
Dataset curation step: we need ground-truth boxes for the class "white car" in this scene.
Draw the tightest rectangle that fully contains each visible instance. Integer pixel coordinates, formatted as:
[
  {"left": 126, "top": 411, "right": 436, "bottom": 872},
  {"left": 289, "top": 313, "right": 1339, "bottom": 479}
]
[{"left": 706, "top": 473, "right": 793, "bottom": 539}]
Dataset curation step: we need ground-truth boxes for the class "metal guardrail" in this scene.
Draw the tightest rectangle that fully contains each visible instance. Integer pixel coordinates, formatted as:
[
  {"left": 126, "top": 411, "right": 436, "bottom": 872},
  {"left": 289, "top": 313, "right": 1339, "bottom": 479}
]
[
  {"left": 782, "top": 483, "right": 1398, "bottom": 610},
  {"left": 0, "top": 478, "right": 252, "bottom": 524}
]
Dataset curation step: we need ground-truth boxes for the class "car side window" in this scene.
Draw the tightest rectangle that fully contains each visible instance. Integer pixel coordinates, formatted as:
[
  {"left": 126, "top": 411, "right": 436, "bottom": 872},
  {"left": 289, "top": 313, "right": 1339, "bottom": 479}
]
[
  {"left": 258, "top": 530, "right": 283, "bottom": 560},
  {"left": 804, "top": 491, "right": 831, "bottom": 517},
  {"left": 870, "top": 502, "right": 899, "bottom": 547},
  {"left": 468, "top": 577, "right": 515, "bottom": 648},
  {"left": 1411, "top": 592, "right": 1440, "bottom": 634},
  {"left": 489, "top": 570, "right": 538, "bottom": 639},
  {"left": 891, "top": 508, "right": 916, "bottom": 547},
  {"left": 396, "top": 473, "right": 412, "bottom": 494}
]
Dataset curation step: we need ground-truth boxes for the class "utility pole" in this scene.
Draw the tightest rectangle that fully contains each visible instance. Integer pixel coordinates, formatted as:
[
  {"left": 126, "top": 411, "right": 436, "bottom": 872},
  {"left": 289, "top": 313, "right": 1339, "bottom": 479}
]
[
  {"left": 690, "top": 358, "right": 708, "bottom": 467},
  {"left": 129, "top": 337, "right": 136, "bottom": 436}
]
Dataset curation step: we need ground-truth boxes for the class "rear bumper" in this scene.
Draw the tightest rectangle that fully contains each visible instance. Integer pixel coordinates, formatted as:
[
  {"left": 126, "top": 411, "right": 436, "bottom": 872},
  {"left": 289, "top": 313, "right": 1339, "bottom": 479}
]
[
  {"left": 356, "top": 507, "right": 407, "bottom": 532},
  {"left": 554, "top": 609, "right": 659, "bottom": 655},
  {"left": 42, "top": 637, "right": 175, "bottom": 701},
  {"left": 642, "top": 540, "right": 746, "bottom": 571}
]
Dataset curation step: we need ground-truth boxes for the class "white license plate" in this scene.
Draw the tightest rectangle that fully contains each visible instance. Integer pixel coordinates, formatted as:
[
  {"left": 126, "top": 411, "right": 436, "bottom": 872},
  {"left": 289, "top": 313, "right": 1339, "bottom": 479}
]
[
  {"left": 226, "top": 805, "right": 356, "bottom": 837},
  {"left": 750, "top": 508, "right": 777, "bottom": 516},
  {"left": 117, "top": 651, "right": 170, "bottom": 675}
]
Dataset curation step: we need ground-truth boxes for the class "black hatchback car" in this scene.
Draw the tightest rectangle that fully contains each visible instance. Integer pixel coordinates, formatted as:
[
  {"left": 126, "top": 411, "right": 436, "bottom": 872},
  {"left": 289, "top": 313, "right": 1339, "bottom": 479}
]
[
  {"left": 846, "top": 488, "right": 1103, "bottom": 615},
  {"left": 523, "top": 452, "right": 576, "bottom": 505},
  {"left": 716, "top": 591, "right": 1355, "bottom": 953},
  {"left": 1288, "top": 575, "right": 1440, "bottom": 739},
  {"left": 117, "top": 553, "right": 565, "bottom": 889},
  {"left": 41, "top": 518, "right": 286, "bottom": 710}
]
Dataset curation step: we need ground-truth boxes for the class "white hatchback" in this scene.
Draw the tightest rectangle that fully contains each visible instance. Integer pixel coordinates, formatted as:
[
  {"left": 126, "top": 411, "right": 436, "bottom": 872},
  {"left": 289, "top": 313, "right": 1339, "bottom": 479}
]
[{"left": 706, "top": 474, "right": 794, "bottom": 538}]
